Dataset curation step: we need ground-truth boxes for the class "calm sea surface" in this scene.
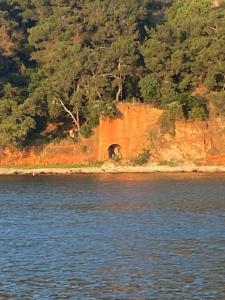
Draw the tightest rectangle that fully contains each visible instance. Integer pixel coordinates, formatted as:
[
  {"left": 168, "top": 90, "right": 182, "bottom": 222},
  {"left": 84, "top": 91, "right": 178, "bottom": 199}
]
[{"left": 0, "top": 173, "right": 225, "bottom": 299}]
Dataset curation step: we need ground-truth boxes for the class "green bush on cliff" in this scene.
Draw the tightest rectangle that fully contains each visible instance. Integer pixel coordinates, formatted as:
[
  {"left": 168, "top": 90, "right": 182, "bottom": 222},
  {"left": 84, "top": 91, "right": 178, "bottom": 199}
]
[
  {"left": 132, "top": 149, "right": 150, "bottom": 166},
  {"left": 160, "top": 111, "right": 176, "bottom": 137},
  {"left": 210, "top": 92, "right": 225, "bottom": 116},
  {"left": 80, "top": 124, "right": 93, "bottom": 138},
  {"left": 159, "top": 102, "right": 184, "bottom": 136},
  {"left": 189, "top": 107, "right": 208, "bottom": 121}
]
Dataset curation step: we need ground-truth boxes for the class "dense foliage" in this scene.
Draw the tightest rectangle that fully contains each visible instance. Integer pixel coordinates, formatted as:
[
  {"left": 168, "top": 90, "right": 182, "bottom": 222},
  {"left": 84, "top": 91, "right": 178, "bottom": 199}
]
[{"left": 0, "top": 0, "right": 224, "bottom": 147}]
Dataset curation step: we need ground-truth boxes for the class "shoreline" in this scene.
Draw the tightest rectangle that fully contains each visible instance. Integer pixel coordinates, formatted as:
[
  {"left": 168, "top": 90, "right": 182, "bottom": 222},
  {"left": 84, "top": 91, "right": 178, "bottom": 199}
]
[{"left": 1, "top": 165, "right": 225, "bottom": 175}]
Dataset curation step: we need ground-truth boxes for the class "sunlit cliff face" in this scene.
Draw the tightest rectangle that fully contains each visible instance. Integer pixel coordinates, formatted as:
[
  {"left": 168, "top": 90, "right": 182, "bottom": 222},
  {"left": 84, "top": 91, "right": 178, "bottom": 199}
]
[
  {"left": 212, "top": 0, "right": 224, "bottom": 7},
  {"left": 2, "top": 104, "right": 225, "bottom": 166}
]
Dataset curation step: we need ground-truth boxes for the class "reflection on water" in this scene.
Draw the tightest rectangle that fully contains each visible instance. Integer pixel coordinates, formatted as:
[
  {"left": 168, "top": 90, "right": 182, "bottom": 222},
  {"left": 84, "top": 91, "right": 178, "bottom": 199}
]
[{"left": 0, "top": 173, "right": 225, "bottom": 299}]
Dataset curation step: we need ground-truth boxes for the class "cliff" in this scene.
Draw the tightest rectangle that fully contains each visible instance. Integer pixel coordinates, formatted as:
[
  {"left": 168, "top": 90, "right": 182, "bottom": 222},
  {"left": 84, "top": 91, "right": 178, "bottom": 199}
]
[
  {"left": 1, "top": 103, "right": 225, "bottom": 167},
  {"left": 0, "top": 130, "right": 99, "bottom": 166}
]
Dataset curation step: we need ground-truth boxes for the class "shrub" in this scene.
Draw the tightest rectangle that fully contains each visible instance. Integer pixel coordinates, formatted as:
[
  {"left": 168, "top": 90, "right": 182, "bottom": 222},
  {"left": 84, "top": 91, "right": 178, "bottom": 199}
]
[
  {"left": 167, "top": 102, "right": 184, "bottom": 120},
  {"left": 189, "top": 107, "right": 208, "bottom": 121},
  {"left": 132, "top": 148, "right": 150, "bottom": 166},
  {"left": 80, "top": 123, "right": 93, "bottom": 138},
  {"left": 210, "top": 92, "right": 225, "bottom": 116},
  {"left": 111, "top": 154, "right": 121, "bottom": 163},
  {"left": 178, "top": 94, "right": 208, "bottom": 120},
  {"left": 159, "top": 111, "right": 176, "bottom": 136},
  {"left": 160, "top": 102, "right": 184, "bottom": 136},
  {"left": 80, "top": 145, "right": 88, "bottom": 153}
]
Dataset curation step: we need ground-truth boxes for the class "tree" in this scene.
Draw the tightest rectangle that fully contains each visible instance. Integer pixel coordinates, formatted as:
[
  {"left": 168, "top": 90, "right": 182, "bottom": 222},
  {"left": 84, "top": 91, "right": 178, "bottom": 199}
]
[
  {"left": 139, "top": 74, "right": 160, "bottom": 105},
  {"left": 28, "top": 0, "right": 151, "bottom": 137},
  {"left": 1, "top": 0, "right": 224, "bottom": 148},
  {"left": 141, "top": 0, "right": 225, "bottom": 118},
  {"left": 0, "top": 0, "right": 36, "bottom": 147}
]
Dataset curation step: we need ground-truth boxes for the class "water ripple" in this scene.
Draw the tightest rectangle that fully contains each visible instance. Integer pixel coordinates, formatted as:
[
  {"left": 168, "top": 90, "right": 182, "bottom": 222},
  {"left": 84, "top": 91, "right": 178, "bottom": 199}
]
[{"left": 0, "top": 173, "right": 225, "bottom": 299}]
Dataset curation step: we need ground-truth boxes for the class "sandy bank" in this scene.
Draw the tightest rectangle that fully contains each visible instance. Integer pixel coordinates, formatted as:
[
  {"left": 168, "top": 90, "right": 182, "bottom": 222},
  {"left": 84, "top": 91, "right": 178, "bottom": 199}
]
[{"left": 1, "top": 164, "right": 225, "bottom": 175}]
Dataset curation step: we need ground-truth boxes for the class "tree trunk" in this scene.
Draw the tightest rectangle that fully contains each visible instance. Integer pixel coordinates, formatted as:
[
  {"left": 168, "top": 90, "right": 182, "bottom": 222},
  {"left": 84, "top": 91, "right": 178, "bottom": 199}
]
[
  {"left": 55, "top": 97, "right": 81, "bottom": 137},
  {"left": 116, "top": 58, "right": 123, "bottom": 102},
  {"left": 116, "top": 77, "right": 123, "bottom": 102}
]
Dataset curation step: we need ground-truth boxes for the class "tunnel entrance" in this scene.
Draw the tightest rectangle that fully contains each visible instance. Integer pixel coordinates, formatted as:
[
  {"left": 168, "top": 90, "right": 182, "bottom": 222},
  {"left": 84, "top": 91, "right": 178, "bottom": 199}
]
[{"left": 108, "top": 144, "right": 121, "bottom": 159}]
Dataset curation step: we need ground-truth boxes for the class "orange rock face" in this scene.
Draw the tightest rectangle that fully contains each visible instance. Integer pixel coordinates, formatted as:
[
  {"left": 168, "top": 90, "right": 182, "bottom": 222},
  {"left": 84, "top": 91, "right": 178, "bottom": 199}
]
[
  {"left": 98, "top": 103, "right": 162, "bottom": 160},
  {"left": 1, "top": 103, "right": 225, "bottom": 166},
  {"left": 0, "top": 130, "right": 99, "bottom": 166},
  {"left": 98, "top": 103, "right": 225, "bottom": 165},
  {"left": 153, "top": 118, "right": 225, "bottom": 165}
]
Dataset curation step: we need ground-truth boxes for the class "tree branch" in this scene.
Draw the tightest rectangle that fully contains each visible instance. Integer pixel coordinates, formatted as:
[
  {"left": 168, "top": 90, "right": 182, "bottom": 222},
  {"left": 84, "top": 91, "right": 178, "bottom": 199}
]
[{"left": 55, "top": 97, "right": 80, "bottom": 134}]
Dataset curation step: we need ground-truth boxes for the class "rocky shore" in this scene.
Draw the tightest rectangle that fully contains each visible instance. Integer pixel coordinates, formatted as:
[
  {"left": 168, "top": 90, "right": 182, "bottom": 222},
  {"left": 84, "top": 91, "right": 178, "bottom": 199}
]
[{"left": 1, "top": 164, "right": 225, "bottom": 175}]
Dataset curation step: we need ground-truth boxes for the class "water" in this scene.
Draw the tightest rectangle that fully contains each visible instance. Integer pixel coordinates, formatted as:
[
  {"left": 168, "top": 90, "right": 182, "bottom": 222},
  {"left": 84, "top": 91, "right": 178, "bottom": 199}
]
[{"left": 0, "top": 173, "right": 225, "bottom": 299}]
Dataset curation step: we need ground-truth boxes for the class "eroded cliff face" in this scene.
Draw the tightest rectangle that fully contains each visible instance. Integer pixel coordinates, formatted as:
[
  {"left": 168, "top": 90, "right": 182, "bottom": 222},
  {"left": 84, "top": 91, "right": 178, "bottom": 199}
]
[
  {"left": 99, "top": 103, "right": 225, "bottom": 165},
  {"left": 98, "top": 103, "right": 162, "bottom": 161},
  {"left": 1, "top": 103, "right": 225, "bottom": 166},
  {"left": 153, "top": 118, "right": 225, "bottom": 165},
  {"left": 0, "top": 130, "right": 99, "bottom": 166},
  {"left": 99, "top": 104, "right": 225, "bottom": 165}
]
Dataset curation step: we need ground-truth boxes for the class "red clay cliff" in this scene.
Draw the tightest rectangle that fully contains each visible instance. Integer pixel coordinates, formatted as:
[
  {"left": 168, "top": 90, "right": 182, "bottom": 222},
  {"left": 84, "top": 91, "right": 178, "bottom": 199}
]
[{"left": 1, "top": 103, "right": 225, "bottom": 166}]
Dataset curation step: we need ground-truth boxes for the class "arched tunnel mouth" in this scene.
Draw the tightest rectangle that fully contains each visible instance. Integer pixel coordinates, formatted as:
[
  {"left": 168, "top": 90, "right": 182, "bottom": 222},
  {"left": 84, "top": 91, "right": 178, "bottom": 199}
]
[{"left": 108, "top": 144, "right": 121, "bottom": 159}]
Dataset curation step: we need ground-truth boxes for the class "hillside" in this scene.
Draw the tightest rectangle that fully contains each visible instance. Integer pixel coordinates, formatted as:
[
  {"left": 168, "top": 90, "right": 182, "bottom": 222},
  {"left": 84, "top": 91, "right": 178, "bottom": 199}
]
[
  {"left": 1, "top": 103, "right": 225, "bottom": 168},
  {"left": 0, "top": 0, "right": 225, "bottom": 165}
]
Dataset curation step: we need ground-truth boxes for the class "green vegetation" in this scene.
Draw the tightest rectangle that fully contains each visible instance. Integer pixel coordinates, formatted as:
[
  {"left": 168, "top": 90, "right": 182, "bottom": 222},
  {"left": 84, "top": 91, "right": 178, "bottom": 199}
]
[
  {"left": 0, "top": 0, "right": 225, "bottom": 148},
  {"left": 0, "top": 161, "right": 104, "bottom": 169},
  {"left": 132, "top": 148, "right": 150, "bottom": 166},
  {"left": 111, "top": 154, "right": 122, "bottom": 163}
]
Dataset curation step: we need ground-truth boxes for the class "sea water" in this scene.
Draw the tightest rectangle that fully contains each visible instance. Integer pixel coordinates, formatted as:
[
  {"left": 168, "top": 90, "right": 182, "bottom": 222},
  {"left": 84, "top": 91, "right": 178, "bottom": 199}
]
[{"left": 0, "top": 173, "right": 225, "bottom": 299}]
